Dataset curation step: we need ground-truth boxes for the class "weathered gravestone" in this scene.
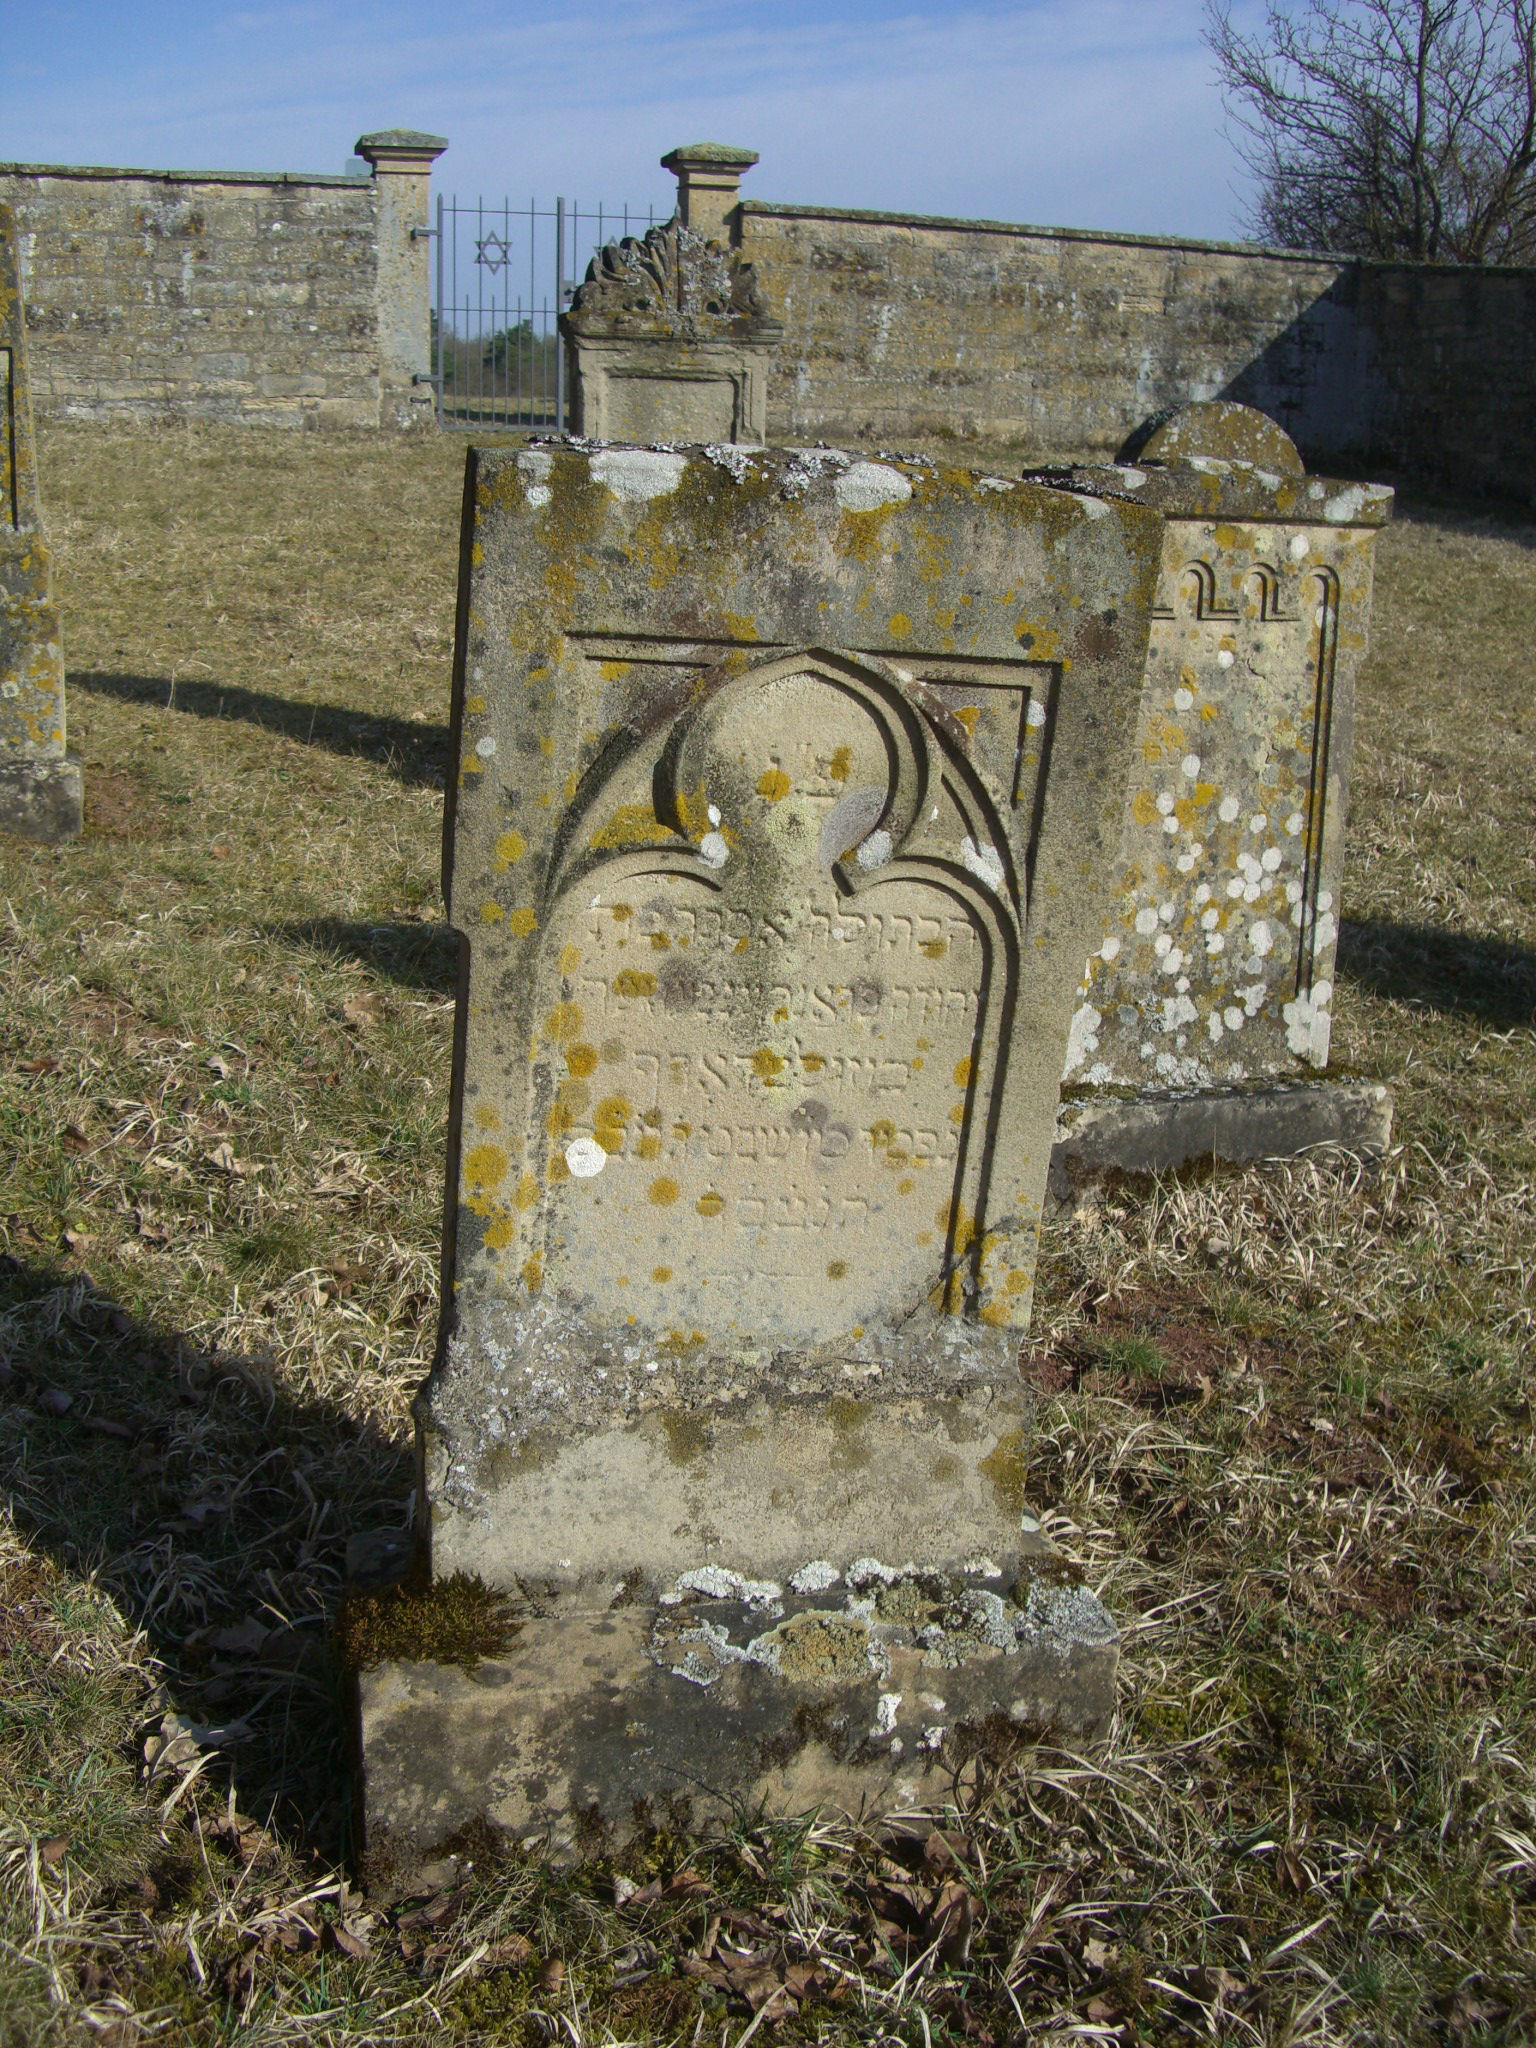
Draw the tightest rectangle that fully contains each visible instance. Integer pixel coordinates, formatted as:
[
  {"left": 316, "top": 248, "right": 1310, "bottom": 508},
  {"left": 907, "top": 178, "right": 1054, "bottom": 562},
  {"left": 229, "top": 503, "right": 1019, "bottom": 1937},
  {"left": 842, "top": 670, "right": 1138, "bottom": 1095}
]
[
  {"left": 0, "top": 202, "right": 81, "bottom": 842},
  {"left": 356, "top": 443, "right": 1163, "bottom": 1875},
  {"left": 560, "top": 145, "right": 780, "bottom": 444},
  {"left": 1022, "top": 404, "right": 1393, "bottom": 1203}
]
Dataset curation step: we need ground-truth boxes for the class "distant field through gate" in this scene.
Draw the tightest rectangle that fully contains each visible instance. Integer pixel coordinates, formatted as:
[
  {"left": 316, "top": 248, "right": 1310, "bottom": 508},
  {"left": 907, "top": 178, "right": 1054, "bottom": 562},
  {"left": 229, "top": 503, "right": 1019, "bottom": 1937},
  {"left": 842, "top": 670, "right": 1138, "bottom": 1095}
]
[{"left": 432, "top": 195, "right": 661, "bottom": 430}]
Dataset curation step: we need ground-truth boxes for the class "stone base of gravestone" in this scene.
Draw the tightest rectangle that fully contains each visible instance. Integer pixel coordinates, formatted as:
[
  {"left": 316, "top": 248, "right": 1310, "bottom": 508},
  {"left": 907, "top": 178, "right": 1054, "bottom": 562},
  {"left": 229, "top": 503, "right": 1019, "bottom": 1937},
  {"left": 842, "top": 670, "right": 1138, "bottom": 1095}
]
[
  {"left": 0, "top": 758, "right": 84, "bottom": 842},
  {"left": 357, "top": 1543, "right": 1117, "bottom": 1883},
  {"left": 1, "top": 560, "right": 81, "bottom": 844},
  {"left": 356, "top": 440, "right": 1166, "bottom": 1883},
  {"left": 1029, "top": 406, "right": 1393, "bottom": 1196}
]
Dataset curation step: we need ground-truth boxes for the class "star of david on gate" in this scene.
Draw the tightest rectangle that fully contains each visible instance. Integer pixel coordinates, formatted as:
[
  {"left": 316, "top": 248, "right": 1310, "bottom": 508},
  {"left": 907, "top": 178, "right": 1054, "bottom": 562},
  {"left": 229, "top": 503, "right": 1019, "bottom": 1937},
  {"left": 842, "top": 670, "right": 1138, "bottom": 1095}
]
[{"left": 475, "top": 233, "right": 510, "bottom": 272}]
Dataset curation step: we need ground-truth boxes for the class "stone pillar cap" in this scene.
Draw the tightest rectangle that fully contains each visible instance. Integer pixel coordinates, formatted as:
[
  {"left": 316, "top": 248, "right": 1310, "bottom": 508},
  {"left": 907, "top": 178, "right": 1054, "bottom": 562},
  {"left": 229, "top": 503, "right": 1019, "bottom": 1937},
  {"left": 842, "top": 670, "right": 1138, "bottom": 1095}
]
[
  {"left": 355, "top": 130, "right": 448, "bottom": 169},
  {"left": 660, "top": 143, "right": 759, "bottom": 175}
]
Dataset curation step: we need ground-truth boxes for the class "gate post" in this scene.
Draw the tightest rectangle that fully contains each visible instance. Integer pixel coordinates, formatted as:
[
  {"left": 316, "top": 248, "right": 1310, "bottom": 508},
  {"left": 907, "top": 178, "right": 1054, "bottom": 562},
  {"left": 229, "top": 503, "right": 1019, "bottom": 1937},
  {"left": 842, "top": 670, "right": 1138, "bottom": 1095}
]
[{"left": 356, "top": 130, "right": 448, "bottom": 429}]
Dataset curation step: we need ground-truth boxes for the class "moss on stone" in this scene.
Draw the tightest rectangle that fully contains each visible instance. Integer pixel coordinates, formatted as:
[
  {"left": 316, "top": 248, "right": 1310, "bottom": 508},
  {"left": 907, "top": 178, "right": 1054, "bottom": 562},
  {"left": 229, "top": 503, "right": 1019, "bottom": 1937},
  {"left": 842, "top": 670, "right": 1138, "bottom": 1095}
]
[{"left": 337, "top": 1559, "right": 522, "bottom": 1673}]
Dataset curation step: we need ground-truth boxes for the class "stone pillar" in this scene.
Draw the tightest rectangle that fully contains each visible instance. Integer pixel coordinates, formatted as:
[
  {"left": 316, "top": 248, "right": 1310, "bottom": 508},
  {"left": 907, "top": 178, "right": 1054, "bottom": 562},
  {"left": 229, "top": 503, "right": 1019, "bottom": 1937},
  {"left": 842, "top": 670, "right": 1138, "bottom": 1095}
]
[
  {"left": 659, "top": 142, "right": 759, "bottom": 248},
  {"left": 355, "top": 130, "right": 448, "bottom": 429},
  {"left": 0, "top": 202, "right": 80, "bottom": 842}
]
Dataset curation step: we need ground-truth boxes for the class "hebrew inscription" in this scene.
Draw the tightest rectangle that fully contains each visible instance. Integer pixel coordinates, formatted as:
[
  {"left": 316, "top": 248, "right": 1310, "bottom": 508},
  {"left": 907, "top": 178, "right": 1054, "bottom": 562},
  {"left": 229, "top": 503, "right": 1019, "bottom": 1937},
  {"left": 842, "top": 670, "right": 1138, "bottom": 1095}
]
[{"left": 519, "top": 653, "right": 1013, "bottom": 1349}]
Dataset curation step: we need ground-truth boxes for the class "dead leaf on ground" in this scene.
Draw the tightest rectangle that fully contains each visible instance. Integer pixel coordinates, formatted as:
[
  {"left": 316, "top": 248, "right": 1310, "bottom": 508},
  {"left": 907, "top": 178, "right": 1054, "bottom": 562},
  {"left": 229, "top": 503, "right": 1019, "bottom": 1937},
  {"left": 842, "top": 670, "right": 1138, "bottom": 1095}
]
[
  {"left": 202, "top": 1141, "right": 250, "bottom": 1177},
  {"left": 342, "top": 993, "right": 385, "bottom": 1031}
]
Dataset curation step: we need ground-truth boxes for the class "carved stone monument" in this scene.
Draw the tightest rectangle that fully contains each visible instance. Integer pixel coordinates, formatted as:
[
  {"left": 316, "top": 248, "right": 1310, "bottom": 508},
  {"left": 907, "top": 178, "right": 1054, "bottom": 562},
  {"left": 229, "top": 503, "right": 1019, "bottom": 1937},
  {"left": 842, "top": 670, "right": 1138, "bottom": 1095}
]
[
  {"left": 1027, "top": 404, "right": 1393, "bottom": 1202},
  {"left": 356, "top": 442, "right": 1163, "bottom": 1877},
  {"left": 560, "top": 145, "right": 780, "bottom": 443},
  {"left": 0, "top": 202, "right": 81, "bottom": 842}
]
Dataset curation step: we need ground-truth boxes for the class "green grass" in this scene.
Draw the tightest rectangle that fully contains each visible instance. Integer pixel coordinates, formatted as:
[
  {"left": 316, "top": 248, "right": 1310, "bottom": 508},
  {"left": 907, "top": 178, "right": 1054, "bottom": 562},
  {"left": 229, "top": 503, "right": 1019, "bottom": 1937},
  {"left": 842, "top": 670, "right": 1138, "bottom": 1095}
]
[{"left": 0, "top": 421, "right": 1531, "bottom": 2043}]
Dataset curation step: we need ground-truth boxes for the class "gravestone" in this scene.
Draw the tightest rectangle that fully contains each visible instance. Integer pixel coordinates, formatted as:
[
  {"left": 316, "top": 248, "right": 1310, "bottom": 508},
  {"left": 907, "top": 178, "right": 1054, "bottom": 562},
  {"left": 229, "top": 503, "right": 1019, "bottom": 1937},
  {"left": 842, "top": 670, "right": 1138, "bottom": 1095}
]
[
  {"left": 0, "top": 202, "right": 81, "bottom": 842},
  {"left": 560, "top": 145, "right": 780, "bottom": 443},
  {"left": 357, "top": 442, "right": 1163, "bottom": 1876},
  {"left": 1025, "top": 405, "right": 1393, "bottom": 1201}
]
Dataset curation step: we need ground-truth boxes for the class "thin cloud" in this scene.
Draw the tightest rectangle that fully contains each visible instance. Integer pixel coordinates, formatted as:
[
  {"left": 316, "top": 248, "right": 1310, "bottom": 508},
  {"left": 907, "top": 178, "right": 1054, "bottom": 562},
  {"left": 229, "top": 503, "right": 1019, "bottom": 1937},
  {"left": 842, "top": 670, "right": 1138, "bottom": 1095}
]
[{"left": 4, "top": 0, "right": 1258, "bottom": 238}]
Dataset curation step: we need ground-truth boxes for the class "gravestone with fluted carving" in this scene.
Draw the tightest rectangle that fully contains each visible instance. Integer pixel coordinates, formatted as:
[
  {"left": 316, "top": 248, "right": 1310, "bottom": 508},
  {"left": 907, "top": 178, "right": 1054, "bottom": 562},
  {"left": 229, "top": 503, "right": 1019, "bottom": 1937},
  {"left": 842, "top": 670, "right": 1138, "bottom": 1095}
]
[
  {"left": 1028, "top": 404, "right": 1393, "bottom": 1200},
  {"left": 0, "top": 203, "right": 80, "bottom": 842},
  {"left": 355, "top": 441, "right": 1164, "bottom": 1878},
  {"left": 561, "top": 144, "right": 780, "bottom": 443}
]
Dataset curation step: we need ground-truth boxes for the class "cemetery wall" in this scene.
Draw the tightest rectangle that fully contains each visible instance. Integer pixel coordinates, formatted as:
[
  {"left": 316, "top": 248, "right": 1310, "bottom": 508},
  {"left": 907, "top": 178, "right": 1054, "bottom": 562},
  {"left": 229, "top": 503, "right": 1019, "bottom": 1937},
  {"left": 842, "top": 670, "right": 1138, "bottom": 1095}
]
[
  {"left": 0, "top": 160, "right": 391, "bottom": 428},
  {"left": 741, "top": 202, "right": 1536, "bottom": 499}
]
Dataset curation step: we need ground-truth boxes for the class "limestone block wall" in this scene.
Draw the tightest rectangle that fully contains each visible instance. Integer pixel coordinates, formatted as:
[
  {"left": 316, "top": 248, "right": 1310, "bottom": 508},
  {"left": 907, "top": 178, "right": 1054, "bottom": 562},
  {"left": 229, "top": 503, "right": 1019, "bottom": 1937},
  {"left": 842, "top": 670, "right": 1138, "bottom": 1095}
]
[
  {"left": 740, "top": 201, "right": 1536, "bottom": 500},
  {"left": 0, "top": 140, "right": 444, "bottom": 429},
  {"left": 741, "top": 202, "right": 1350, "bottom": 459},
  {"left": 1352, "top": 263, "right": 1536, "bottom": 500}
]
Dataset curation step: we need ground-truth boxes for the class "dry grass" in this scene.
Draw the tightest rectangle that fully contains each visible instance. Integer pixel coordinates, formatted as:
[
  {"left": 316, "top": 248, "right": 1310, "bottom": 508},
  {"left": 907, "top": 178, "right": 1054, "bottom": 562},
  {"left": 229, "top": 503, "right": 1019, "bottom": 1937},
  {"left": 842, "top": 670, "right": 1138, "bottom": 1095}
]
[{"left": 0, "top": 423, "right": 1531, "bottom": 2045}]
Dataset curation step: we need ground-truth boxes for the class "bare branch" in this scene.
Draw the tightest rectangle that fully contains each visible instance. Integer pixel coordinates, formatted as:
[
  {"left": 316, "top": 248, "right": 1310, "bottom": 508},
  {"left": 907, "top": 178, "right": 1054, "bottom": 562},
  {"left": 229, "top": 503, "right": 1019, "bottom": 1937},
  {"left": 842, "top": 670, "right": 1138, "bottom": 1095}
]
[{"left": 1206, "top": 0, "right": 1536, "bottom": 260}]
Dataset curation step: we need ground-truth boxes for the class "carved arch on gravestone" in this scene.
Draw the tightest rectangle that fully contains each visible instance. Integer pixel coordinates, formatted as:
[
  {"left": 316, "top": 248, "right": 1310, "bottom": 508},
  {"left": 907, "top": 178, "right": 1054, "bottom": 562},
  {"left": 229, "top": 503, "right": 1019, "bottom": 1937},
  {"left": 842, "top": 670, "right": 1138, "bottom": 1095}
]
[
  {"left": 1161, "top": 560, "right": 1228, "bottom": 621},
  {"left": 519, "top": 649, "right": 1026, "bottom": 1335},
  {"left": 1243, "top": 564, "right": 1288, "bottom": 622}
]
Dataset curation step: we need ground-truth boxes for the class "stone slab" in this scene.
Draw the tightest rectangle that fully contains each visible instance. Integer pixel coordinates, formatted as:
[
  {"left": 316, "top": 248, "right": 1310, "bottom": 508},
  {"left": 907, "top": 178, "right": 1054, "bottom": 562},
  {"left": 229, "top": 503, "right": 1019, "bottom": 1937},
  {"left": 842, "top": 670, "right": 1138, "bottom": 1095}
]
[
  {"left": 355, "top": 441, "right": 1163, "bottom": 1874},
  {"left": 1049, "top": 1077, "right": 1394, "bottom": 1210}
]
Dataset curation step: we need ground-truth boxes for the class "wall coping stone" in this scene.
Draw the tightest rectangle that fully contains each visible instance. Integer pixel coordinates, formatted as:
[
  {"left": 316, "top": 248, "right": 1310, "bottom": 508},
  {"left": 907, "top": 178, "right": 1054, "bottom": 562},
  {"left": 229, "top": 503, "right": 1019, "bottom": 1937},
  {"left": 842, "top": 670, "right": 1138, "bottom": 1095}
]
[
  {"left": 0, "top": 161, "right": 370, "bottom": 188},
  {"left": 744, "top": 198, "right": 1536, "bottom": 280}
]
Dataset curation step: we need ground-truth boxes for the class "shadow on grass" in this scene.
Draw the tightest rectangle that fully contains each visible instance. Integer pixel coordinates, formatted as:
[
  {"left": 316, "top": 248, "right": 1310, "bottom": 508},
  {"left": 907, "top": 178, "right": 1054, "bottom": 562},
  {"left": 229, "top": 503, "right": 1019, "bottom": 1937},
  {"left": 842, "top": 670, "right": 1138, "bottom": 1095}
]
[
  {"left": 0, "top": 1252, "right": 415, "bottom": 1865},
  {"left": 271, "top": 917, "right": 460, "bottom": 995},
  {"left": 1338, "top": 917, "right": 1536, "bottom": 1027},
  {"left": 72, "top": 671, "right": 451, "bottom": 790}
]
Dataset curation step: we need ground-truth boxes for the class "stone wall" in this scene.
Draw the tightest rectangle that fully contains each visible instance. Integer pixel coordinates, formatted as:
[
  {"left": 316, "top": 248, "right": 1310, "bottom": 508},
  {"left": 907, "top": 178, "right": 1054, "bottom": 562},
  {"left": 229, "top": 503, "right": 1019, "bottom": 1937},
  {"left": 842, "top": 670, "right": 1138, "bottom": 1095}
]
[
  {"left": 0, "top": 133, "right": 444, "bottom": 429},
  {"left": 740, "top": 201, "right": 1536, "bottom": 500}
]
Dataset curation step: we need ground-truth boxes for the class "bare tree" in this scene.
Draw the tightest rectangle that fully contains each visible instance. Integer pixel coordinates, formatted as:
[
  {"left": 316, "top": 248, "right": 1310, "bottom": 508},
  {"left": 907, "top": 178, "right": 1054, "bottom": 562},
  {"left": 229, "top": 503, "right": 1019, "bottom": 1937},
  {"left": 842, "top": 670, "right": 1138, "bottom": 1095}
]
[{"left": 1207, "top": 0, "right": 1536, "bottom": 260}]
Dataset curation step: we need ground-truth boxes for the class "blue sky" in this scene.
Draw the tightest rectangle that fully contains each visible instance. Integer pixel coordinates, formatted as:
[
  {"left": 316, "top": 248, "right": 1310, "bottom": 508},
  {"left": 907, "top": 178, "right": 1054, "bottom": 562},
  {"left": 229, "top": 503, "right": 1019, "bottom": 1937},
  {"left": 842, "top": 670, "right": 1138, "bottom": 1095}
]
[{"left": 7, "top": 0, "right": 1259, "bottom": 240}]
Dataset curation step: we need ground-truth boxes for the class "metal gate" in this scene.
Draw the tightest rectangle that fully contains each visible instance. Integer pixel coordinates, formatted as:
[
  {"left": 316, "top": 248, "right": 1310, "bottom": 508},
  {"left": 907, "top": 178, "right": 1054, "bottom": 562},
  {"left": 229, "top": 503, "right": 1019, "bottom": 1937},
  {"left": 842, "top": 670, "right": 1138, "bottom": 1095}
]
[{"left": 432, "top": 195, "right": 661, "bottom": 430}]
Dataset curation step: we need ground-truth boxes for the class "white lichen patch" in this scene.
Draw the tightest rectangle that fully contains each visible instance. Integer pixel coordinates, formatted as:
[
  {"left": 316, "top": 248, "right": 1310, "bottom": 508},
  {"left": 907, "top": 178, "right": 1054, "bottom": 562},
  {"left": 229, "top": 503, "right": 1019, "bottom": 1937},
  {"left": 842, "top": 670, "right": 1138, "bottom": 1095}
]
[
  {"left": 1323, "top": 484, "right": 1371, "bottom": 524},
  {"left": 1283, "top": 985, "right": 1333, "bottom": 1061},
  {"left": 699, "top": 831, "right": 729, "bottom": 868},
  {"left": 788, "top": 1559, "right": 841, "bottom": 1594},
  {"left": 961, "top": 836, "right": 1006, "bottom": 893},
  {"left": 833, "top": 461, "right": 912, "bottom": 512},
  {"left": 1063, "top": 1002, "right": 1102, "bottom": 1076},
  {"left": 591, "top": 447, "right": 687, "bottom": 502},
  {"left": 856, "top": 828, "right": 893, "bottom": 870},
  {"left": 703, "top": 442, "right": 755, "bottom": 483},
  {"left": 872, "top": 1692, "right": 902, "bottom": 1736},
  {"left": 564, "top": 1137, "right": 607, "bottom": 1178},
  {"left": 676, "top": 1565, "right": 783, "bottom": 1610}
]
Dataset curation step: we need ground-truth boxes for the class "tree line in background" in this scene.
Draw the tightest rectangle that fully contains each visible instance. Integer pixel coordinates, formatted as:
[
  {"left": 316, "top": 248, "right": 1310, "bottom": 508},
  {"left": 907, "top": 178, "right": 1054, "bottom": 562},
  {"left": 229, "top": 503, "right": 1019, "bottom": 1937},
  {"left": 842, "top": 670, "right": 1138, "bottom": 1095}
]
[
  {"left": 430, "top": 315, "right": 559, "bottom": 399},
  {"left": 1207, "top": 0, "right": 1536, "bottom": 261}
]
